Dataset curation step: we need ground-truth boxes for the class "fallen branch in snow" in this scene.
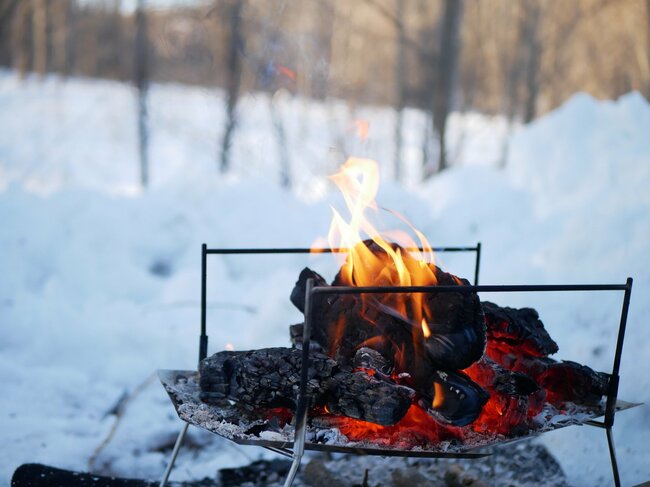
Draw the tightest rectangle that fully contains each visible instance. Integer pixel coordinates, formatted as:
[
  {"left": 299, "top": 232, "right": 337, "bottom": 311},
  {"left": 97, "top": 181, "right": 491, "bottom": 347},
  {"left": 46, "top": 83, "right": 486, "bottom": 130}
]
[{"left": 87, "top": 372, "right": 156, "bottom": 472}]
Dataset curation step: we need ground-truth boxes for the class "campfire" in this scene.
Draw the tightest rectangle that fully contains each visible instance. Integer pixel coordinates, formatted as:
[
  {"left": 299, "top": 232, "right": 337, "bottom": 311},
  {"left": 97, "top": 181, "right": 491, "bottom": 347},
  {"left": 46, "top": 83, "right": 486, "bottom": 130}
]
[
  {"left": 158, "top": 158, "right": 636, "bottom": 487},
  {"left": 196, "top": 158, "right": 607, "bottom": 445}
]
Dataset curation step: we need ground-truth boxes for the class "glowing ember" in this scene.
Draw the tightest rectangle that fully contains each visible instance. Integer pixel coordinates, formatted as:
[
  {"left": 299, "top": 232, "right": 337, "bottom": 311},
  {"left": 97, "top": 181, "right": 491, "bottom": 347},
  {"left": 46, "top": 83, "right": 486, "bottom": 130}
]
[{"left": 333, "top": 404, "right": 462, "bottom": 446}]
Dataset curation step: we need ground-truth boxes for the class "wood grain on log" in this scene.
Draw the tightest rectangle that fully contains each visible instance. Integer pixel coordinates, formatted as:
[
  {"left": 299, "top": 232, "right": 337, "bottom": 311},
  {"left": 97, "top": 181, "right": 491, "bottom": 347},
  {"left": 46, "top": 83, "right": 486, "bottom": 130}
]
[{"left": 199, "top": 347, "right": 415, "bottom": 426}]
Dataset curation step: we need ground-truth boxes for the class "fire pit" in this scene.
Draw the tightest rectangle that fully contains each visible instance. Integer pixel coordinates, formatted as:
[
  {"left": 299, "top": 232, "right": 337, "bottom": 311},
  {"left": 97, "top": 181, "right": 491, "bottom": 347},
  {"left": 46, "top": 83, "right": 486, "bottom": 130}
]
[
  {"left": 157, "top": 244, "right": 637, "bottom": 487},
  {"left": 158, "top": 159, "right": 637, "bottom": 487}
]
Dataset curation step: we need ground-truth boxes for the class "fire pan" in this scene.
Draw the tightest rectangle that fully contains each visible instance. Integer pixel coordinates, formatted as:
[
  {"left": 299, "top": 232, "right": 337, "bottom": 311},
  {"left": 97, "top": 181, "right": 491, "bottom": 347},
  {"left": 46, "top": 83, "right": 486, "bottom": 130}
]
[
  {"left": 157, "top": 244, "right": 638, "bottom": 487},
  {"left": 158, "top": 369, "right": 638, "bottom": 458}
]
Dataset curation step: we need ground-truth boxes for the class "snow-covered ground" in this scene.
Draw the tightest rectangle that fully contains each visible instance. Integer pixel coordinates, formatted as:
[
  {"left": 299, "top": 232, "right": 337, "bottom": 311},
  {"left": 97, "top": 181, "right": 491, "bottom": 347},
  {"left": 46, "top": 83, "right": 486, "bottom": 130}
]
[{"left": 0, "top": 70, "right": 649, "bottom": 486}]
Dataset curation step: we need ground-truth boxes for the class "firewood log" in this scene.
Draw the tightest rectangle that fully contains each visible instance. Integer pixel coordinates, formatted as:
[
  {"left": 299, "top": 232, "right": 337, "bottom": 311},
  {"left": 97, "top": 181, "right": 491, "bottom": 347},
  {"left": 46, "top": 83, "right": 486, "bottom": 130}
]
[{"left": 199, "top": 347, "right": 415, "bottom": 426}]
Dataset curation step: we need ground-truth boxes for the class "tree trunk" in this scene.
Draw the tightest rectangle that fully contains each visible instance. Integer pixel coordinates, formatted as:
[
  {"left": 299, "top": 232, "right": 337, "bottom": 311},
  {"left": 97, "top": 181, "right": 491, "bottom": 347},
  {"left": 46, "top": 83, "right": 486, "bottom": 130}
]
[
  {"left": 499, "top": 3, "right": 524, "bottom": 168},
  {"left": 430, "top": 0, "right": 463, "bottom": 177},
  {"left": 645, "top": 0, "right": 650, "bottom": 100},
  {"left": 134, "top": 0, "right": 149, "bottom": 188},
  {"left": 311, "top": 0, "right": 334, "bottom": 100},
  {"left": 10, "top": 0, "right": 30, "bottom": 78},
  {"left": 522, "top": 0, "right": 541, "bottom": 124},
  {"left": 32, "top": 0, "right": 47, "bottom": 77},
  {"left": 269, "top": 95, "right": 291, "bottom": 189},
  {"left": 0, "top": 0, "right": 20, "bottom": 67},
  {"left": 219, "top": 0, "right": 245, "bottom": 174},
  {"left": 393, "top": 0, "right": 406, "bottom": 182},
  {"left": 51, "top": 0, "right": 69, "bottom": 76}
]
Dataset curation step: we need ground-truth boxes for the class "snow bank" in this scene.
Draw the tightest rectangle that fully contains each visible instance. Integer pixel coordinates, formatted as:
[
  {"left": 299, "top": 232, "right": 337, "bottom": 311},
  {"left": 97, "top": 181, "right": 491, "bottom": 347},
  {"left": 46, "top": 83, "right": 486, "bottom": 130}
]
[
  {"left": 418, "top": 91, "right": 650, "bottom": 486},
  {"left": 1, "top": 70, "right": 649, "bottom": 486}
]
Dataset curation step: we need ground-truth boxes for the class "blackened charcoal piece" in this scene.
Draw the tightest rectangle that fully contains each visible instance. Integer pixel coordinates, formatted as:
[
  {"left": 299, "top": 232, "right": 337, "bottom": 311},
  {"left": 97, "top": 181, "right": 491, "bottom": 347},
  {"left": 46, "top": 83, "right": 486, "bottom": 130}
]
[
  {"left": 464, "top": 357, "right": 538, "bottom": 435},
  {"left": 539, "top": 360, "right": 609, "bottom": 407},
  {"left": 289, "top": 323, "right": 303, "bottom": 346},
  {"left": 289, "top": 323, "right": 324, "bottom": 352},
  {"left": 418, "top": 370, "right": 489, "bottom": 427},
  {"left": 469, "top": 356, "right": 539, "bottom": 396},
  {"left": 303, "top": 239, "right": 486, "bottom": 372},
  {"left": 485, "top": 347, "right": 609, "bottom": 408},
  {"left": 353, "top": 347, "right": 393, "bottom": 377},
  {"left": 199, "top": 347, "right": 415, "bottom": 425},
  {"left": 326, "top": 370, "right": 415, "bottom": 425},
  {"left": 290, "top": 267, "right": 328, "bottom": 313},
  {"left": 199, "top": 348, "right": 335, "bottom": 409},
  {"left": 421, "top": 270, "right": 487, "bottom": 371},
  {"left": 482, "top": 301, "right": 559, "bottom": 357}
]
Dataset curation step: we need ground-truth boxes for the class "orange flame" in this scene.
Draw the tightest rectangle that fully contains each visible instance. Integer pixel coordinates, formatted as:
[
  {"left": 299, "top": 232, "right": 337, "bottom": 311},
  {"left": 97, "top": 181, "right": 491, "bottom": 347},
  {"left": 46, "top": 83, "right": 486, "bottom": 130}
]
[
  {"left": 421, "top": 318, "right": 432, "bottom": 339},
  {"left": 353, "top": 120, "right": 370, "bottom": 141},
  {"left": 324, "top": 158, "right": 437, "bottom": 320},
  {"left": 313, "top": 157, "right": 439, "bottom": 371}
]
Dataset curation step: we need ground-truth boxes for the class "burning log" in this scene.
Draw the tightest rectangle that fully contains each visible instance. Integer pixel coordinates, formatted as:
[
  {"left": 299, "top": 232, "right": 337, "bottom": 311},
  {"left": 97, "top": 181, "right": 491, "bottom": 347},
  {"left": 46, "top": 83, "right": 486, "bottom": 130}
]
[
  {"left": 290, "top": 244, "right": 486, "bottom": 373},
  {"left": 482, "top": 301, "right": 558, "bottom": 357},
  {"left": 538, "top": 360, "right": 609, "bottom": 406},
  {"left": 417, "top": 370, "right": 490, "bottom": 427},
  {"left": 199, "top": 347, "right": 415, "bottom": 426},
  {"left": 353, "top": 347, "right": 490, "bottom": 427},
  {"left": 290, "top": 267, "right": 328, "bottom": 315},
  {"left": 464, "top": 357, "right": 539, "bottom": 435},
  {"left": 289, "top": 240, "right": 489, "bottom": 427},
  {"left": 466, "top": 357, "right": 538, "bottom": 397},
  {"left": 483, "top": 302, "right": 609, "bottom": 408}
]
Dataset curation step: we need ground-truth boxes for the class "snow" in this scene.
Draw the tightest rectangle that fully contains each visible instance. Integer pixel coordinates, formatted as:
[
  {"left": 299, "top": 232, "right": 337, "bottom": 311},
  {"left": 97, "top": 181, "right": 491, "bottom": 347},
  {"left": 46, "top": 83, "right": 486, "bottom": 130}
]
[{"left": 1, "top": 69, "right": 649, "bottom": 486}]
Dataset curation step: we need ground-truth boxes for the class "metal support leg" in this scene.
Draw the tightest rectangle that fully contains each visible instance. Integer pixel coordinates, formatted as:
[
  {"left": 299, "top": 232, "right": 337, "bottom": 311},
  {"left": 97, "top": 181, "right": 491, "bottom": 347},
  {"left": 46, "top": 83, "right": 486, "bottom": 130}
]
[
  {"left": 159, "top": 422, "right": 189, "bottom": 487},
  {"left": 283, "top": 278, "right": 315, "bottom": 487},
  {"left": 489, "top": 448, "right": 497, "bottom": 485},
  {"left": 606, "top": 427, "right": 621, "bottom": 487},
  {"left": 283, "top": 410, "right": 308, "bottom": 487}
]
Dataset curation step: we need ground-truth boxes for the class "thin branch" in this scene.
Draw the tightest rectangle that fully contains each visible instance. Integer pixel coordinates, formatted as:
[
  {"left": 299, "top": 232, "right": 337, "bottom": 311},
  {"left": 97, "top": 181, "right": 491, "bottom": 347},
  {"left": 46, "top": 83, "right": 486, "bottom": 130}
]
[{"left": 87, "top": 372, "right": 156, "bottom": 472}]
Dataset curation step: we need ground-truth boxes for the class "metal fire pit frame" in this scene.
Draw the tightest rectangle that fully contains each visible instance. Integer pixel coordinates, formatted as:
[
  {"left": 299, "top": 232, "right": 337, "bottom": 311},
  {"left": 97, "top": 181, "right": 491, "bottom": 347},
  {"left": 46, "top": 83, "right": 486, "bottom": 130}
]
[{"left": 158, "top": 243, "right": 634, "bottom": 487}]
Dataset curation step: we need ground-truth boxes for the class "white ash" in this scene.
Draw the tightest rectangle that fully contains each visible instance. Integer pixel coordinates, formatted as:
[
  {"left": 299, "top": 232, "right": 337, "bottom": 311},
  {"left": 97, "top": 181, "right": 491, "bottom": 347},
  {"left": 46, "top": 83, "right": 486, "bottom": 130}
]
[{"left": 161, "top": 370, "right": 610, "bottom": 456}]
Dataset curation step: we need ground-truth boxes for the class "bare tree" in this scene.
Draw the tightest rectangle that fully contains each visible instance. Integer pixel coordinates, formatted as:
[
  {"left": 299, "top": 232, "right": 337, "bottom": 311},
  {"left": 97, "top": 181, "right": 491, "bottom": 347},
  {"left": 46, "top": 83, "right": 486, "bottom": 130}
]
[
  {"left": 0, "top": 0, "right": 20, "bottom": 66},
  {"left": 646, "top": 0, "right": 650, "bottom": 99},
  {"left": 219, "top": 0, "right": 245, "bottom": 174},
  {"left": 429, "top": 0, "right": 463, "bottom": 176},
  {"left": 134, "top": 0, "right": 149, "bottom": 188},
  {"left": 32, "top": 0, "right": 47, "bottom": 77},
  {"left": 51, "top": 0, "right": 70, "bottom": 76},
  {"left": 393, "top": 0, "right": 406, "bottom": 182},
  {"left": 311, "top": 0, "right": 334, "bottom": 100},
  {"left": 269, "top": 94, "right": 290, "bottom": 189},
  {"left": 9, "top": 0, "right": 30, "bottom": 78},
  {"left": 521, "top": 0, "right": 541, "bottom": 123}
]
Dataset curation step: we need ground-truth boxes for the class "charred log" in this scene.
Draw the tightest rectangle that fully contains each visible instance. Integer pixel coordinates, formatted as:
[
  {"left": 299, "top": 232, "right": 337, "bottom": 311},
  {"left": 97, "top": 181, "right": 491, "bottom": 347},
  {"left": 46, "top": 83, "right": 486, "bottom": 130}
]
[
  {"left": 417, "top": 370, "right": 490, "bottom": 427},
  {"left": 290, "top": 267, "right": 329, "bottom": 314},
  {"left": 199, "top": 348, "right": 415, "bottom": 426},
  {"left": 482, "top": 301, "right": 558, "bottom": 357},
  {"left": 353, "top": 346, "right": 393, "bottom": 377},
  {"left": 485, "top": 336, "right": 608, "bottom": 407},
  {"left": 468, "top": 357, "right": 538, "bottom": 397},
  {"left": 290, "top": 241, "right": 486, "bottom": 374},
  {"left": 464, "top": 357, "right": 538, "bottom": 435},
  {"left": 418, "top": 269, "right": 486, "bottom": 371},
  {"left": 351, "top": 347, "right": 488, "bottom": 427},
  {"left": 539, "top": 360, "right": 609, "bottom": 407}
]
